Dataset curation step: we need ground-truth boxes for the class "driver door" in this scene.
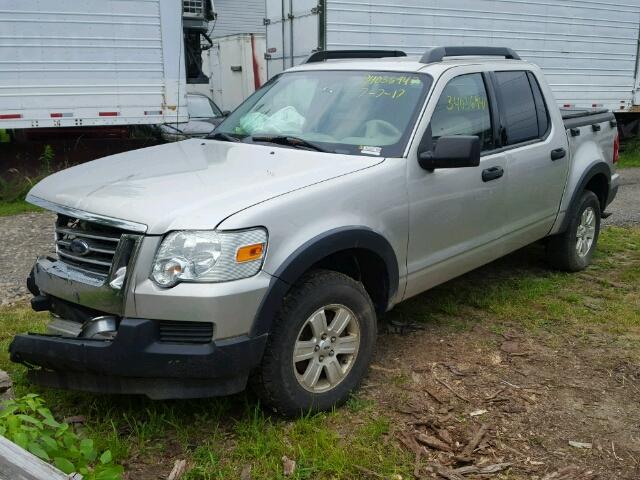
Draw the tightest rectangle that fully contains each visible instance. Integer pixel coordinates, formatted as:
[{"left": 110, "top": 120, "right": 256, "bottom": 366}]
[{"left": 404, "top": 70, "right": 509, "bottom": 299}]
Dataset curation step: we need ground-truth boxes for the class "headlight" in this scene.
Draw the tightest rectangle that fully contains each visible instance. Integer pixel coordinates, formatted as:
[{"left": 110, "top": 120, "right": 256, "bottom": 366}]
[{"left": 151, "top": 228, "right": 267, "bottom": 287}]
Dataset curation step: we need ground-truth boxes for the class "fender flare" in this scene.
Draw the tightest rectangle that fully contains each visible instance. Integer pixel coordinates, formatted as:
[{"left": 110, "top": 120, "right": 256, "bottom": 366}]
[
  {"left": 250, "top": 227, "right": 400, "bottom": 337},
  {"left": 558, "top": 162, "right": 611, "bottom": 233}
]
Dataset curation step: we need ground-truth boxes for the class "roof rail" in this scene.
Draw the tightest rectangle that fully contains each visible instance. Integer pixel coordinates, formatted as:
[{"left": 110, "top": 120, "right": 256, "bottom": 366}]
[
  {"left": 304, "top": 49, "right": 407, "bottom": 64},
  {"left": 420, "top": 46, "right": 521, "bottom": 64}
]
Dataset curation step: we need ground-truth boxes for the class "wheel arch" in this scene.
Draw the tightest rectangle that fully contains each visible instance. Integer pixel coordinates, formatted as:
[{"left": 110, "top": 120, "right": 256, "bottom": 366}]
[
  {"left": 558, "top": 162, "right": 610, "bottom": 233},
  {"left": 251, "top": 227, "right": 399, "bottom": 337}
]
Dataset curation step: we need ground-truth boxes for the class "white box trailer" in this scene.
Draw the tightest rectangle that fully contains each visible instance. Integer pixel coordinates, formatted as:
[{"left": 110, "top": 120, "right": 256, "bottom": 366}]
[
  {"left": 189, "top": 33, "right": 267, "bottom": 111},
  {"left": 0, "top": 0, "right": 188, "bottom": 130},
  {"left": 265, "top": 0, "right": 640, "bottom": 117}
]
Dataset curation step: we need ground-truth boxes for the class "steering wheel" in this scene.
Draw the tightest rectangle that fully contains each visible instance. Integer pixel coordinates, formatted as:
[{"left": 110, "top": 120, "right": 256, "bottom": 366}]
[{"left": 364, "top": 119, "right": 402, "bottom": 139}]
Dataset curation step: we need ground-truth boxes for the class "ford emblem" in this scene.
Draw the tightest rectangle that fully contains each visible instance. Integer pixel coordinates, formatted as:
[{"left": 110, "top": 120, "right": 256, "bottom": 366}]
[{"left": 69, "top": 238, "right": 91, "bottom": 256}]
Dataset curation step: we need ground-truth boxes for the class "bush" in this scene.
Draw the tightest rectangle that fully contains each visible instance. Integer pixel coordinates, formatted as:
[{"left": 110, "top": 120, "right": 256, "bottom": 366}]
[
  {"left": 0, "top": 144, "right": 54, "bottom": 203},
  {"left": 0, "top": 394, "right": 123, "bottom": 480}
]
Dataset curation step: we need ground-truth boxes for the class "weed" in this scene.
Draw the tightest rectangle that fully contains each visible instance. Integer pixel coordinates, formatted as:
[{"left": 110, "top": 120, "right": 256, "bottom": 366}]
[
  {"left": 0, "top": 394, "right": 123, "bottom": 479},
  {"left": 0, "top": 144, "right": 54, "bottom": 209},
  {"left": 619, "top": 138, "right": 640, "bottom": 168}
]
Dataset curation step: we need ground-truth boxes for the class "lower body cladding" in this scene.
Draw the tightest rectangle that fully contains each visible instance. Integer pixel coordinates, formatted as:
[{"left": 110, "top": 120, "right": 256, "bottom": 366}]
[{"left": 9, "top": 255, "right": 275, "bottom": 399}]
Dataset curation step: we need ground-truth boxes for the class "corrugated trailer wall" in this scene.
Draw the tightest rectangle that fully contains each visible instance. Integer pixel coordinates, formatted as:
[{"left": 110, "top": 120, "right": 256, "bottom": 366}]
[
  {"left": 266, "top": 0, "right": 640, "bottom": 113},
  {"left": 0, "top": 0, "right": 187, "bottom": 129},
  {"left": 212, "top": 0, "right": 266, "bottom": 37}
]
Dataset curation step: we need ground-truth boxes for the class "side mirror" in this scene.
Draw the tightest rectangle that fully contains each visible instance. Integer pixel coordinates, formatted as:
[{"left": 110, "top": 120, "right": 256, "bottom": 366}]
[
  {"left": 418, "top": 135, "right": 481, "bottom": 171},
  {"left": 222, "top": 110, "right": 231, "bottom": 117}
]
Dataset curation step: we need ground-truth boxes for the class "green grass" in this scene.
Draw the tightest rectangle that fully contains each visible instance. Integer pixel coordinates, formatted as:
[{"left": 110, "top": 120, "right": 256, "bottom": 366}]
[
  {"left": 0, "top": 200, "right": 41, "bottom": 217},
  {"left": 0, "top": 308, "right": 411, "bottom": 479},
  {"left": 394, "top": 226, "right": 640, "bottom": 335},
  {"left": 619, "top": 139, "right": 640, "bottom": 168},
  {"left": 1, "top": 227, "right": 639, "bottom": 478}
]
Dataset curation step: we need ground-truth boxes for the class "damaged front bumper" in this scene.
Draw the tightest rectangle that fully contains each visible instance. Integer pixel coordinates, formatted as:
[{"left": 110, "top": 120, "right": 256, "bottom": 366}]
[
  {"left": 11, "top": 250, "right": 271, "bottom": 399},
  {"left": 9, "top": 319, "right": 267, "bottom": 399}
]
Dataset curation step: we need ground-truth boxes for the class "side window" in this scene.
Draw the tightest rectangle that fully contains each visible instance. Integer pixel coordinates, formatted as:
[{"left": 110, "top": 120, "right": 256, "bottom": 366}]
[
  {"left": 494, "top": 71, "right": 539, "bottom": 145},
  {"left": 430, "top": 73, "right": 493, "bottom": 151},
  {"left": 527, "top": 72, "right": 550, "bottom": 137}
]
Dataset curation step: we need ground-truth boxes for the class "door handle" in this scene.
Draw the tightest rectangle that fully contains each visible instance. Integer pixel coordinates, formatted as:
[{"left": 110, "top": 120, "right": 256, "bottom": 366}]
[
  {"left": 482, "top": 166, "right": 504, "bottom": 182},
  {"left": 551, "top": 148, "right": 566, "bottom": 161}
]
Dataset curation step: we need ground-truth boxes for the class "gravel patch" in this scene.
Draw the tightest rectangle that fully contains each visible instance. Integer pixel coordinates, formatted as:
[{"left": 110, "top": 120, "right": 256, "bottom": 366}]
[
  {"left": 0, "top": 168, "right": 637, "bottom": 306},
  {"left": 603, "top": 167, "right": 640, "bottom": 226},
  {"left": 0, "top": 212, "right": 55, "bottom": 306}
]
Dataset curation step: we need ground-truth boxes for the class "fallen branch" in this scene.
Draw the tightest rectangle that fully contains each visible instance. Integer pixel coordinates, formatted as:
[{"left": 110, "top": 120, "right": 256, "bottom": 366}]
[
  {"left": 416, "top": 433, "right": 452, "bottom": 452},
  {"left": 167, "top": 459, "right": 187, "bottom": 480},
  {"left": 452, "top": 463, "right": 511, "bottom": 475},
  {"left": 435, "top": 465, "right": 465, "bottom": 480},
  {"left": 542, "top": 466, "right": 596, "bottom": 480},
  {"left": 434, "top": 377, "right": 470, "bottom": 403},
  {"left": 424, "top": 386, "right": 445, "bottom": 404},
  {"left": 461, "top": 423, "right": 489, "bottom": 458},
  {"left": 413, "top": 447, "right": 422, "bottom": 479}
]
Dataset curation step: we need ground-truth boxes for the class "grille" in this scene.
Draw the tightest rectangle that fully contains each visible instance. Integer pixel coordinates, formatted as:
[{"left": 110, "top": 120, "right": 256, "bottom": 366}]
[
  {"left": 158, "top": 321, "right": 214, "bottom": 344},
  {"left": 182, "top": 0, "right": 205, "bottom": 17},
  {"left": 55, "top": 214, "right": 126, "bottom": 276}
]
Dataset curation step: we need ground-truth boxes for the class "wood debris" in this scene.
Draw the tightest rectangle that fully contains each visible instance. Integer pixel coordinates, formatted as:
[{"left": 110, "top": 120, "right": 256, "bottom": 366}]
[
  {"left": 416, "top": 433, "right": 452, "bottom": 452},
  {"left": 541, "top": 466, "right": 596, "bottom": 479},
  {"left": 240, "top": 465, "right": 252, "bottom": 480},
  {"left": 167, "top": 459, "right": 187, "bottom": 480},
  {"left": 568, "top": 441, "right": 592, "bottom": 449},
  {"left": 282, "top": 456, "right": 296, "bottom": 476}
]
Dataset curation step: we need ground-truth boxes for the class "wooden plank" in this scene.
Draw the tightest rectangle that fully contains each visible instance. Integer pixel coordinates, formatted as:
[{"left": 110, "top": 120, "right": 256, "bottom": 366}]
[{"left": 0, "top": 435, "right": 77, "bottom": 480}]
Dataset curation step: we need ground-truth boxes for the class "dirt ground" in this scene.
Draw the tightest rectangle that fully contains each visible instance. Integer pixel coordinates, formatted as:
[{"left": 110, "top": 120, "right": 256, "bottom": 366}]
[{"left": 362, "top": 243, "right": 640, "bottom": 480}]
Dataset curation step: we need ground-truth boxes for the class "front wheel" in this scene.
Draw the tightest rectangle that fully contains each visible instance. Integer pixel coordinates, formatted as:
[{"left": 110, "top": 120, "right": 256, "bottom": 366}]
[
  {"left": 546, "top": 190, "right": 601, "bottom": 272},
  {"left": 252, "top": 270, "right": 377, "bottom": 416}
]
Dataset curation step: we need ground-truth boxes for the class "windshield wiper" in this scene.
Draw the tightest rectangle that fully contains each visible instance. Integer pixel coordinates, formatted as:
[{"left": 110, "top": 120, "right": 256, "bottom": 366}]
[
  {"left": 251, "top": 135, "right": 328, "bottom": 153},
  {"left": 207, "top": 131, "right": 241, "bottom": 142}
]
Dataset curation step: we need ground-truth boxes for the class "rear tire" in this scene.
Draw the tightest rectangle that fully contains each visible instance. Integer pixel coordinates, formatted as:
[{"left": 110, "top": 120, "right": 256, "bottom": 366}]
[
  {"left": 546, "top": 190, "right": 601, "bottom": 272},
  {"left": 252, "top": 270, "right": 377, "bottom": 417}
]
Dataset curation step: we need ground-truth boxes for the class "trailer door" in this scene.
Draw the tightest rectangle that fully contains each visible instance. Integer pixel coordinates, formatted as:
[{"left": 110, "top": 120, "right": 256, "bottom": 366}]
[{"left": 264, "top": 0, "right": 321, "bottom": 78}]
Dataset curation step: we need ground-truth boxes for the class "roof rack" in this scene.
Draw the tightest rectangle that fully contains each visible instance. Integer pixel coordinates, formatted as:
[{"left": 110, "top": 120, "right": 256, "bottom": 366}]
[
  {"left": 304, "top": 49, "right": 407, "bottom": 64},
  {"left": 420, "top": 46, "right": 521, "bottom": 64}
]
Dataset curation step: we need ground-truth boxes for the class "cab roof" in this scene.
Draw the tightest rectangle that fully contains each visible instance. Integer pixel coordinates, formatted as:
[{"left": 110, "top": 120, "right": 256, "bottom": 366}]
[
  {"left": 286, "top": 46, "right": 532, "bottom": 76},
  {"left": 288, "top": 56, "right": 530, "bottom": 76}
]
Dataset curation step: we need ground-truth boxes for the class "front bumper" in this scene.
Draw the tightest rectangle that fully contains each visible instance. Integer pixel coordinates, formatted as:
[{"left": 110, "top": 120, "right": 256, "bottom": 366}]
[
  {"left": 13, "top": 247, "right": 276, "bottom": 398},
  {"left": 10, "top": 318, "right": 268, "bottom": 399}
]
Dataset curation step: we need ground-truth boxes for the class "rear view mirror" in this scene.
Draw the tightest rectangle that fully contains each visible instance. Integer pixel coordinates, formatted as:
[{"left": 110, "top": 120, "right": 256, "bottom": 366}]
[{"left": 418, "top": 135, "right": 480, "bottom": 171}]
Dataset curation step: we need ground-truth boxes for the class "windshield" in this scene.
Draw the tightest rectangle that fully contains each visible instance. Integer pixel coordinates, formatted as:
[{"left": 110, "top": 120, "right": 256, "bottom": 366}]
[
  {"left": 215, "top": 70, "right": 433, "bottom": 157},
  {"left": 188, "top": 95, "right": 222, "bottom": 118}
]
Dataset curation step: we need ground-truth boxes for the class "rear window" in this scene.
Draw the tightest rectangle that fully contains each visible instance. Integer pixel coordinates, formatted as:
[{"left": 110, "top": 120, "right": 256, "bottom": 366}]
[
  {"left": 527, "top": 72, "right": 550, "bottom": 137},
  {"left": 494, "top": 71, "right": 539, "bottom": 145}
]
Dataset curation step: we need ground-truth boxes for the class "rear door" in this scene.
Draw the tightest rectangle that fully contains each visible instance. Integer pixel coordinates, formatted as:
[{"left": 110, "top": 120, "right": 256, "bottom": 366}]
[{"left": 491, "top": 69, "right": 570, "bottom": 243}]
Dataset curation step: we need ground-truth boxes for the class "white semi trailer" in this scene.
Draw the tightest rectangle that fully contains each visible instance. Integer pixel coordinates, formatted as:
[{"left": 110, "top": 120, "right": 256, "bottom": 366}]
[
  {"left": 0, "top": 0, "right": 215, "bottom": 131},
  {"left": 264, "top": 0, "right": 640, "bottom": 129}
]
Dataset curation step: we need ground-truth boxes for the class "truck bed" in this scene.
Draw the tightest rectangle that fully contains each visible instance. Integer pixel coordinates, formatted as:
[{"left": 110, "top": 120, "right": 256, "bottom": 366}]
[{"left": 561, "top": 108, "right": 616, "bottom": 130}]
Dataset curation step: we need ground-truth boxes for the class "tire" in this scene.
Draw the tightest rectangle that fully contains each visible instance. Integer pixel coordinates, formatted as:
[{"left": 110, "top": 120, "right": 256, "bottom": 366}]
[
  {"left": 546, "top": 190, "right": 601, "bottom": 272},
  {"left": 252, "top": 269, "right": 377, "bottom": 416}
]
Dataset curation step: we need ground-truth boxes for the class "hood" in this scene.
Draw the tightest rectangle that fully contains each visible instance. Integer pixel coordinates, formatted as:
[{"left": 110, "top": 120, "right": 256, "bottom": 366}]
[{"left": 29, "top": 139, "right": 384, "bottom": 234}]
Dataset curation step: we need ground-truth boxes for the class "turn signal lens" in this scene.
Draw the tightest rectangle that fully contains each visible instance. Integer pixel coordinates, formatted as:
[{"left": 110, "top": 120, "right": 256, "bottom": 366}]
[{"left": 236, "top": 243, "right": 265, "bottom": 263}]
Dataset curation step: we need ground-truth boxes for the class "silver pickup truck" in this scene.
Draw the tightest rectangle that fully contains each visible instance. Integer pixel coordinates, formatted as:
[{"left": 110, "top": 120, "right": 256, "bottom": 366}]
[{"left": 10, "top": 47, "right": 619, "bottom": 416}]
